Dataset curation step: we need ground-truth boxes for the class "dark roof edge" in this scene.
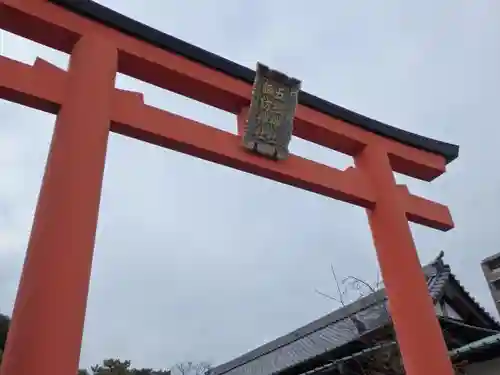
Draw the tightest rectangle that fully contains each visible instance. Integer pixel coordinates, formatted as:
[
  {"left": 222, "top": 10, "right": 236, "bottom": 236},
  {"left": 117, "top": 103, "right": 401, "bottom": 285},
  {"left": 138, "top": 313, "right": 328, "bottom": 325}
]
[
  {"left": 210, "top": 290, "right": 387, "bottom": 375},
  {"left": 49, "top": 0, "right": 459, "bottom": 163}
]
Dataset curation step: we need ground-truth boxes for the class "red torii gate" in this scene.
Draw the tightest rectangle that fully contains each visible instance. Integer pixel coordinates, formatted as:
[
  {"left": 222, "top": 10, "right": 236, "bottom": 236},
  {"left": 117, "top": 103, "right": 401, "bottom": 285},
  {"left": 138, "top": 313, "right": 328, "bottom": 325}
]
[{"left": 0, "top": 1, "right": 459, "bottom": 374}]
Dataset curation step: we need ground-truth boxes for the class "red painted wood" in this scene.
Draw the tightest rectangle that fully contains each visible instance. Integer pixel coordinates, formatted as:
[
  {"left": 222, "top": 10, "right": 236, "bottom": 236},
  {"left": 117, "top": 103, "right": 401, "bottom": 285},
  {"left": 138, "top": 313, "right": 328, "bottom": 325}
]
[
  {"left": 0, "top": 34, "right": 117, "bottom": 375},
  {"left": 0, "top": 1, "right": 456, "bottom": 374}
]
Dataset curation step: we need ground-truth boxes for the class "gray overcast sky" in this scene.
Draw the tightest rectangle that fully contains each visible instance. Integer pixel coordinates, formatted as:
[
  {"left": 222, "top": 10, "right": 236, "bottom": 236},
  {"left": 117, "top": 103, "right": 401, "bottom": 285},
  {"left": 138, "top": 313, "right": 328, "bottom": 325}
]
[{"left": 1, "top": 0, "right": 500, "bottom": 371}]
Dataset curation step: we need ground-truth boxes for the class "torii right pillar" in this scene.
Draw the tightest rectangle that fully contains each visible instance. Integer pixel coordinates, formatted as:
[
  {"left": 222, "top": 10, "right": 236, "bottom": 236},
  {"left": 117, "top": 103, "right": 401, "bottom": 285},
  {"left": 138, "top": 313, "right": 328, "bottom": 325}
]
[{"left": 356, "top": 144, "right": 454, "bottom": 375}]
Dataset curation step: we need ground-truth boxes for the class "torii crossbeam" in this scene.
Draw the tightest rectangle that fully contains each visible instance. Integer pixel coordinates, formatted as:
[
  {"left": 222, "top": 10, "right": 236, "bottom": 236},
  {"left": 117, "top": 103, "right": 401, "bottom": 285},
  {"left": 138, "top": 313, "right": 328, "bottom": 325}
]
[{"left": 0, "top": 1, "right": 459, "bottom": 375}]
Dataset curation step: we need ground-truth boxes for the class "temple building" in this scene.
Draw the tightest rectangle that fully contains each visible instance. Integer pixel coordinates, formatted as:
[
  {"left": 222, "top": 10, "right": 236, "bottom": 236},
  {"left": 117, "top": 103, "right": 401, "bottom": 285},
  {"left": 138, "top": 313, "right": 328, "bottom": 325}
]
[
  {"left": 210, "top": 253, "right": 500, "bottom": 375},
  {"left": 481, "top": 252, "right": 500, "bottom": 317}
]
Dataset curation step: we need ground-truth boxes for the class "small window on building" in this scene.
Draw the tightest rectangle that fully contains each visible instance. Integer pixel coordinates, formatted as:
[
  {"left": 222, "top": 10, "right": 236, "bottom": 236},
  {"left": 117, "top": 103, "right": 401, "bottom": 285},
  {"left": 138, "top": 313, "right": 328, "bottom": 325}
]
[
  {"left": 486, "top": 256, "right": 500, "bottom": 272},
  {"left": 492, "top": 278, "right": 500, "bottom": 290},
  {"left": 435, "top": 303, "right": 444, "bottom": 316},
  {"left": 442, "top": 302, "right": 463, "bottom": 321},
  {"left": 436, "top": 300, "right": 464, "bottom": 321}
]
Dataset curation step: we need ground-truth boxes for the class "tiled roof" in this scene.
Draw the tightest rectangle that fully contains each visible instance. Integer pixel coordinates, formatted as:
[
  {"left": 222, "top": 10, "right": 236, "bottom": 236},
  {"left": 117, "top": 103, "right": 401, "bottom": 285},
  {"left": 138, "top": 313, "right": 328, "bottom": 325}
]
[
  {"left": 210, "top": 253, "right": 499, "bottom": 375},
  {"left": 292, "top": 332, "right": 500, "bottom": 375},
  {"left": 211, "top": 290, "right": 390, "bottom": 375}
]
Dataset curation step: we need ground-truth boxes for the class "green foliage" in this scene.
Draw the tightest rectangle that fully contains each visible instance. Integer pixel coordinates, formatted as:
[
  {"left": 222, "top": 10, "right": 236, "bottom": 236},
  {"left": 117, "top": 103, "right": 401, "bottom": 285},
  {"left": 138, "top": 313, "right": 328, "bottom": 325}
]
[
  {"left": 133, "top": 368, "right": 170, "bottom": 375},
  {"left": 0, "top": 313, "right": 204, "bottom": 375},
  {"left": 91, "top": 358, "right": 132, "bottom": 375},
  {"left": 0, "top": 313, "right": 10, "bottom": 352},
  {"left": 79, "top": 358, "right": 175, "bottom": 375},
  {"left": 0, "top": 312, "right": 10, "bottom": 368}
]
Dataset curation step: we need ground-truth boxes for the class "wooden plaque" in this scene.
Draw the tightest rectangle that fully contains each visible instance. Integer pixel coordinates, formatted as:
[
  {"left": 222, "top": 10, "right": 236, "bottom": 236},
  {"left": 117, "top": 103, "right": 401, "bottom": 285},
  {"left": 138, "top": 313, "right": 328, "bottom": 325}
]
[{"left": 243, "top": 63, "right": 301, "bottom": 160}]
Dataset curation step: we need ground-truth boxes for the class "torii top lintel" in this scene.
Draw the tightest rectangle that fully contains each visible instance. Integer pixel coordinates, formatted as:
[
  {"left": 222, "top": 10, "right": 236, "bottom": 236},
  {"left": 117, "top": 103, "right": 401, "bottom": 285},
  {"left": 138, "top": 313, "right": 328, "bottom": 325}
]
[
  {"left": 52, "top": 0, "right": 459, "bottom": 164},
  {"left": 0, "top": 0, "right": 458, "bottom": 231}
]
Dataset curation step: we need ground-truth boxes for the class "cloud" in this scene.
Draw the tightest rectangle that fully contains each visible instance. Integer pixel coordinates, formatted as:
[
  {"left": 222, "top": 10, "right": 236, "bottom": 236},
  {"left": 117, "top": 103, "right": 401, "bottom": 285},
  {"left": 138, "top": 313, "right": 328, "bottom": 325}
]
[{"left": 1, "top": 0, "right": 500, "bottom": 370}]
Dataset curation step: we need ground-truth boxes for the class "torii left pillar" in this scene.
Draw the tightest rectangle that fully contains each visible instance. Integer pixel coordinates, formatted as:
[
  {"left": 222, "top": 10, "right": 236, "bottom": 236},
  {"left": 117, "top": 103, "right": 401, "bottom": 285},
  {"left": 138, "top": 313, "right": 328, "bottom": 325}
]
[{"left": 0, "top": 36, "right": 117, "bottom": 375}]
